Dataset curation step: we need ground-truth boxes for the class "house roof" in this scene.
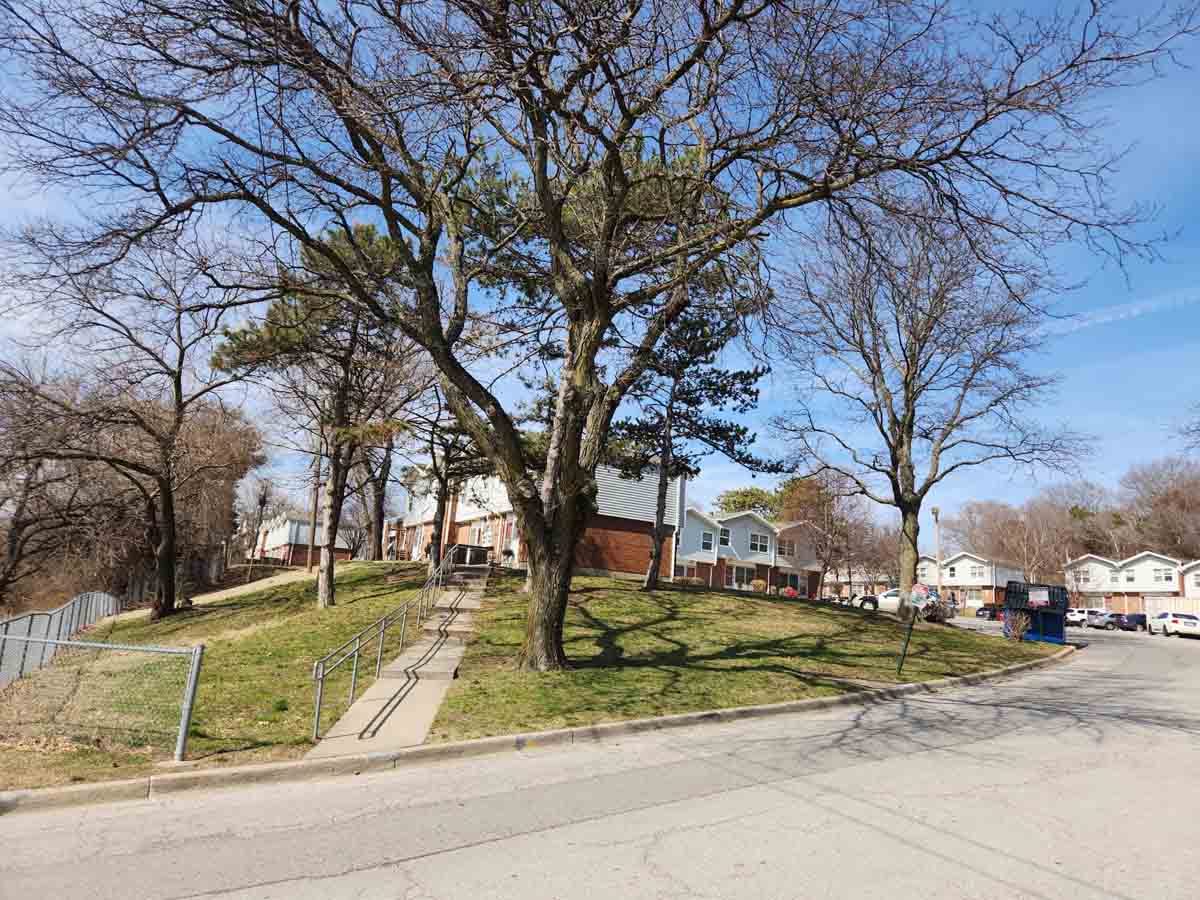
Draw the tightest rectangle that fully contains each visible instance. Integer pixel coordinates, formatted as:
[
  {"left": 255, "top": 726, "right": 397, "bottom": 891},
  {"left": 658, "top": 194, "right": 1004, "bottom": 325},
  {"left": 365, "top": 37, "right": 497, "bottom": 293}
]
[
  {"left": 1117, "top": 550, "right": 1182, "bottom": 567},
  {"left": 943, "top": 551, "right": 989, "bottom": 566},
  {"left": 1065, "top": 553, "right": 1118, "bottom": 568},
  {"left": 685, "top": 506, "right": 723, "bottom": 529},
  {"left": 1180, "top": 560, "right": 1200, "bottom": 573},
  {"left": 716, "top": 510, "right": 780, "bottom": 532}
]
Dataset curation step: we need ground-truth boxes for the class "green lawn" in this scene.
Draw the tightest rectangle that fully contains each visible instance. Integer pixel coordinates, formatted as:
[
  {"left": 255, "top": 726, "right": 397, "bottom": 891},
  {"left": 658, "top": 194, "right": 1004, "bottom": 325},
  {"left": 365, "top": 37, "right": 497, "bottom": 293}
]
[
  {"left": 0, "top": 562, "right": 427, "bottom": 790},
  {"left": 429, "top": 574, "right": 1058, "bottom": 742}
]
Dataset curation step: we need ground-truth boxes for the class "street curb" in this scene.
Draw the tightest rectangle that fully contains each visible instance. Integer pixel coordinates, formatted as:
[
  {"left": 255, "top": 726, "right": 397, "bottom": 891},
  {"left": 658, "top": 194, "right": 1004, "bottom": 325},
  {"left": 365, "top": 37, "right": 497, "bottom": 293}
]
[{"left": 0, "top": 644, "right": 1076, "bottom": 817}]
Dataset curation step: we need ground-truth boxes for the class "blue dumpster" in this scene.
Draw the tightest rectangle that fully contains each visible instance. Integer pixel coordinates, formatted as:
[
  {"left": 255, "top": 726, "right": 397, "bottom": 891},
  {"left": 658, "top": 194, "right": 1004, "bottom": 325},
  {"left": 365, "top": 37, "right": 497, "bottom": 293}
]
[{"left": 1003, "top": 581, "right": 1068, "bottom": 644}]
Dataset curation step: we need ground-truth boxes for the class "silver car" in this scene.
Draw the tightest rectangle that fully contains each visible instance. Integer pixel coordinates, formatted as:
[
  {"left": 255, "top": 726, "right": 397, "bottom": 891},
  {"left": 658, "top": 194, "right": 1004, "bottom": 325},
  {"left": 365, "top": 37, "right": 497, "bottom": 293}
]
[{"left": 1088, "top": 611, "right": 1121, "bottom": 630}]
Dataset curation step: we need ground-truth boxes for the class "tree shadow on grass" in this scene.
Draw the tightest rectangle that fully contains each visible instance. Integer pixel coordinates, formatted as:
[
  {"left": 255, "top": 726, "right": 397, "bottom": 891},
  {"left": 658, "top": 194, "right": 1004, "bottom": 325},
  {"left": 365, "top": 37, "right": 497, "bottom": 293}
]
[{"left": 564, "top": 594, "right": 910, "bottom": 693}]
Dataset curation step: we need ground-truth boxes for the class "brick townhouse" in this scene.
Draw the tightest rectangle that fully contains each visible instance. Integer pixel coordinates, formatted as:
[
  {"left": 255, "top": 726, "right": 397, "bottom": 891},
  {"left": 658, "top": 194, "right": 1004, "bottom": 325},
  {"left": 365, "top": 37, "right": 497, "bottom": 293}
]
[
  {"left": 1064, "top": 551, "right": 1200, "bottom": 616},
  {"left": 674, "top": 507, "right": 822, "bottom": 595},
  {"left": 385, "top": 464, "right": 686, "bottom": 579},
  {"left": 255, "top": 514, "right": 356, "bottom": 565}
]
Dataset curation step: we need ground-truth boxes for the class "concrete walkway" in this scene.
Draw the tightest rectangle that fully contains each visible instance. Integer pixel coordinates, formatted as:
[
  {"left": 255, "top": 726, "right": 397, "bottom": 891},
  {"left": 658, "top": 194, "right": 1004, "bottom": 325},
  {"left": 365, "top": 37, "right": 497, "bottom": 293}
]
[{"left": 305, "top": 567, "right": 487, "bottom": 760}]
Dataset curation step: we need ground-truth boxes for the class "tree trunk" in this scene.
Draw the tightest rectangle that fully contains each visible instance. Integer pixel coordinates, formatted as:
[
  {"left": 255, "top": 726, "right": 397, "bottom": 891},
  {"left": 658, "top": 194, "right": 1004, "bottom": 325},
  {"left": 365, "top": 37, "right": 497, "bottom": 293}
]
[
  {"left": 370, "top": 437, "right": 393, "bottom": 561},
  {"left": 150, "top": 485, "right": 177, "bottom": 621},
  {"left": 428, "top": 477, "right": 450, "bottom": 577},
  {"left": 642, "top": 426, "right": 674, "bottom": 591},
  {"left": 898, "top": 505, "right": 921, "bottom": 621},
  {"left": 318, "top": 444, "right": 352, "bottom": 608},
  {"left": 519, "top": 522, "right": 583, "bottom": 671}
]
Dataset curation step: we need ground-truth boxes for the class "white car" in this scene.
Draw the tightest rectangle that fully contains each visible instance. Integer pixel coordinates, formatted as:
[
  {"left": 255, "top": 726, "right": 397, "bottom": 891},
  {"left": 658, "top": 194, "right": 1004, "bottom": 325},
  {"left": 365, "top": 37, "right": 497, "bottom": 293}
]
[
  {"left": 863, "top": 588, "right": 937, "bottom": 615},
  {"left": 1149, "top": 612, "right": 1200, "bottom": 637},
  {"left": 1065, "top": 608, "right": 1092, "bottom": 627}
]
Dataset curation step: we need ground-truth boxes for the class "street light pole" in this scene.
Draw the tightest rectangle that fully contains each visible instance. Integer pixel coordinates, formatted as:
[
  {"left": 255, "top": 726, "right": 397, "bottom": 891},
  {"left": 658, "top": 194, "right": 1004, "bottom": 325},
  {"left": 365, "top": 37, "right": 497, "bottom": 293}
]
[{"left": 932, "top": 506, "right": 944, "bottom": 601}]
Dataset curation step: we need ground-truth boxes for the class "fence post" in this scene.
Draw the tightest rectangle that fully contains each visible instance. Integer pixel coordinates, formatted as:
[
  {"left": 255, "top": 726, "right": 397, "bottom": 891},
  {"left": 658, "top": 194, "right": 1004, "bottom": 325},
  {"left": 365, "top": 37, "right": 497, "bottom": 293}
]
[
  {"left": 0, "top": 619, "right": 9, "bottom": 675},
  {"left": 349, "top": 636, "right": 361, "bottom": 704},
  {"left": 18, "top": 617, "right": 34, "bottom": 677},
  {"left": 312, "top": 660, "right": 325, "bottom": 741},
  {"left": 38, "top": 614, "right": 52, "bottom": 667},
  {"left": 174, "top": 644, "right": 205, "bottom": 762},
  {"left": 400, "top": 605, "right": 408, "bottom": 653},
  {"left": 375, "top": 618, "right": 386, "bottom": 678}
]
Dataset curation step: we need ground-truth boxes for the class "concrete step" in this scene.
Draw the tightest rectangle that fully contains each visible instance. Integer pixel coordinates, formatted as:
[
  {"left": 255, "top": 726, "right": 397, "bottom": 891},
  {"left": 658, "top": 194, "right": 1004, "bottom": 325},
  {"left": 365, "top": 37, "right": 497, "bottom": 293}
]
[
  {"left": 378, "top": 636, "right": 466, "bottom": 682},
  {"left": 423, "top": 610, "right": 474, "bottom": 635},
  {"left": 433, "top": 593, "right": 482, "bottom": 611}
]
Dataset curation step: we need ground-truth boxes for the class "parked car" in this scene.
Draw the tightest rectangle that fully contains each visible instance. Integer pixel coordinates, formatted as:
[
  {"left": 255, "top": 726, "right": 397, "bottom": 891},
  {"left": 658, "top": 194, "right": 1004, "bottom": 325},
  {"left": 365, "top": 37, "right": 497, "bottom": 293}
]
[
  {"left": 867, "top": 588, "right": 940, "bottom": 617},
  {"left": 1149, "top": 612, "right": 1200, "bottom": 637},
  {"left": 1088, "top": 611, "right": 1121, "bottom": 630},
  {"left": 1117, "top": 613, "right": 1147, "bottom": 632},
  {"left": 975, "top": 605, "right": 1000, "bottom": 620},
  {"left": 1065, "top": 608, "right": 1089, "bottom": 627}
]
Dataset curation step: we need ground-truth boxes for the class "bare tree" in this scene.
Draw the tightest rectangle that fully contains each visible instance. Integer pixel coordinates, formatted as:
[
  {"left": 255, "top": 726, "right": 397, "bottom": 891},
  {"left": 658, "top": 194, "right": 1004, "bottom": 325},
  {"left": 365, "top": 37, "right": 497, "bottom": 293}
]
[
  {"left": 1, "top": 0, "right": 1195, "bottom": 664},
  {"left": 774, "top": 218, "right": 1086, "bottom": 616},
  {"left": 0, "top": 243, "right": 263, "bottom": 618},
  {"left": 787, "top": 473, "right": 872, "bottom": 600},
  {"left": 1181, "top": 405, "right": 1200, "bottom": 453}
]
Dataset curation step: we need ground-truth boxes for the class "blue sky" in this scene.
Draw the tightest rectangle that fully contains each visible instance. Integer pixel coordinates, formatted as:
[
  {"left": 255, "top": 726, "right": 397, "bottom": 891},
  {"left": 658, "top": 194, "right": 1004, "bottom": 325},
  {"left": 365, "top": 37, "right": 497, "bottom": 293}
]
[
  {"left": 2, "top": 1, "right": 1198, "bottom": 546},
  {"left": 684, "top": 9, "right": 1200, "bottom": 540}
]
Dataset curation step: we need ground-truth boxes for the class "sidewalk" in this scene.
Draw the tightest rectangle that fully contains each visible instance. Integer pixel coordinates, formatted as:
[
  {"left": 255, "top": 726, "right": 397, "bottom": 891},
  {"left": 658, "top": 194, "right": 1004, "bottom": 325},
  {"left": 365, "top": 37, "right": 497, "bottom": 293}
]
[{"left": 305, "top": 570, "right": 486, "bottom": 760}]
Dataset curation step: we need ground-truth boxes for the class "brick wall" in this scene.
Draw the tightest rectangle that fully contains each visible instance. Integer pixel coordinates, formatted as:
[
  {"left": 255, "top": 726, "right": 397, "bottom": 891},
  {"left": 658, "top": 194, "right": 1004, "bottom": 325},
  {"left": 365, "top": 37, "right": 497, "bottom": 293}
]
[{"left": 573, "top": 514, "right": 674, "bottom": 577}]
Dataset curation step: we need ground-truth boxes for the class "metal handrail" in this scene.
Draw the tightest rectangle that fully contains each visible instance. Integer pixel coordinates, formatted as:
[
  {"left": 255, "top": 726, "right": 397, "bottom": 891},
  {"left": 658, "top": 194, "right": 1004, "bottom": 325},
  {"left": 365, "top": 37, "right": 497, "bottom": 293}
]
[{"left": 310, "top": 545, "right": 464, "bottom": 740}]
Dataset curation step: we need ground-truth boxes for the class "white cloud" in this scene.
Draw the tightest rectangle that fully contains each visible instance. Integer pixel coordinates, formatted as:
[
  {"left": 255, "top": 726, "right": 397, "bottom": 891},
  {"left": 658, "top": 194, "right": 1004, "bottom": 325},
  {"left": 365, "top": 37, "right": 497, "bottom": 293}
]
[{"left": 1043, "top": 290, "right": 1200, "bottom": 337}]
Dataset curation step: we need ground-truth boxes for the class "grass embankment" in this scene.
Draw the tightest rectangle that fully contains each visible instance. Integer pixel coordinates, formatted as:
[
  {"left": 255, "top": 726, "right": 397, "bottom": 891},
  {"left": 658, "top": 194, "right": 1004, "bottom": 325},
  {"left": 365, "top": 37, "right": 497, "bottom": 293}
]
[
  {"left": 430, "top": 574, "right": 1057, "bottom": 742},
  {"left": 0, "top": 562, "right": 426, "bottom": 790}
]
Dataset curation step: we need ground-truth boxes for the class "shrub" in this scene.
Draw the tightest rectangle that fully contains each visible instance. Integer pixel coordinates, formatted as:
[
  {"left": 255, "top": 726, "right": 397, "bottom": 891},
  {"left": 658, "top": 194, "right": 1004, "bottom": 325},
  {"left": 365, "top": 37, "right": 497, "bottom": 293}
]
[
  {"left": 782, "top": 586, "right": 799, "bottom": 599},
  {"left": 749, "top": 578, "right": 767, "bottom": 593},
  {"left": 1007, "top": 611, "right": 1032, "bottom": 641},
  {"left": 675, "top": 576, "right": 706, "bottom": 587}
]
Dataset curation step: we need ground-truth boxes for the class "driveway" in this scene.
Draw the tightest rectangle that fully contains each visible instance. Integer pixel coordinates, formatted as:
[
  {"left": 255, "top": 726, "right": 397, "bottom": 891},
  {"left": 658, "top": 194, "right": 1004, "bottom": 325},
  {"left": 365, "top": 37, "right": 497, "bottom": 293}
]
[{"left": 3, "top": 629, "right": 1199, "bottom": 899}]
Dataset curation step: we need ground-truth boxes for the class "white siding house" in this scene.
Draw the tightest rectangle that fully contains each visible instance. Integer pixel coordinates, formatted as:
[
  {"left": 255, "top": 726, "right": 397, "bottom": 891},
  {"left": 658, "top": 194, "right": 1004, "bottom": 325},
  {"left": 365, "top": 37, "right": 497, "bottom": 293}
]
[
  {"left": 915, "top": 552, "right": 1026, "bottom": 606},
  {"left": 1183, "top": 561, "right": 1200, "bottom": 604},
  {"left": 1064, "top": 550, "right": 1186, "bottom": 613},
  {"left": 674, "top": 507, "right": 820, "bottom": 593}
]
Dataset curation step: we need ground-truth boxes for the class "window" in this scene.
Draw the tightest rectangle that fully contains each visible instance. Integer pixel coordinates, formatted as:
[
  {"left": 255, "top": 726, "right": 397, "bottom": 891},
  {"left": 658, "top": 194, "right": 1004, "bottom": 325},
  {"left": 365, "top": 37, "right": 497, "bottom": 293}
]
[
  {"left": 1153, "top": 568, "right": 1172, "bottom": 583},
  {"left": 1194, "top": 573, "right": 1200, "bottom": 587},
  {"left": 750, "top": 533, "right": 769, "bottom": 553},
  {"left": 1079, "top": 569, "right": 1091, "bottom": 584},
  {"left": 779, "top": 539, "right": 795, "bottom": 557},
  {"left": 1110, "top": 571, "right": 1119, "bottom": 583},
  {"left": 948, "top": 566, "right": 956, "bottom": 578},
  {"left": 970, "top": 565, "right": 985, "bottom": 579},
  {"left": 1125, "top": 570, "right": 1135, "bottom": 583},
  {"left": 917, "top": 566, "right": 928, "bottom": 580},
  {"left": 719, "top": 528, "right": 730, "bottom": 547},
  {"left": 701, "top": 531, "right": 714, "bottom": 551},
  {"left": 675, "top": 565, "right": 697, "bottom": 579}
]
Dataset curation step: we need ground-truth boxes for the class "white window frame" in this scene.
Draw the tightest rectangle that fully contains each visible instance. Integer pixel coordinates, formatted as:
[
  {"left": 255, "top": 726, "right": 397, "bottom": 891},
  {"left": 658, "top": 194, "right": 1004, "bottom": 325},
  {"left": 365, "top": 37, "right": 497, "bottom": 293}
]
[
  {"left": 1194, "top": 573, "right": 1200, "bottom": 587},
  {"left": 1109, "top": 570, "right": 1119, "bottom": 583},
  {"left": 719, "top": 528, "right": 730, "bottom": 547},
  {"left": 1079, "top": 569, "right": 1091, "bottom": 584},
  {"left": 1125, "top": 570, "right": 1135, "bottom": 583},
  {"left": 970, "top": 565, "right": 985, "bottom": 578},
  {"left": 701, "top": 531, "right": 714, "bottom": 551},
  {"left": 750, "top": 532, "right": 769, "bottom": 553},
  {"left": 948, "top": 566, "right": 956, "bottom": 578},
  {"left": 779, "top": 539, "right": 795, "bottom": 557}
]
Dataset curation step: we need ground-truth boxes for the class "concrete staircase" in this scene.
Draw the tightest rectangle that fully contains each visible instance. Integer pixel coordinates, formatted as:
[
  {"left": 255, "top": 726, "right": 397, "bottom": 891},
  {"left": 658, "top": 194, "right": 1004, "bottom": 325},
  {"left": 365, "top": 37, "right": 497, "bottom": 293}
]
[{"left": 305, "top": 564, "right": 488, "bottom": 759}]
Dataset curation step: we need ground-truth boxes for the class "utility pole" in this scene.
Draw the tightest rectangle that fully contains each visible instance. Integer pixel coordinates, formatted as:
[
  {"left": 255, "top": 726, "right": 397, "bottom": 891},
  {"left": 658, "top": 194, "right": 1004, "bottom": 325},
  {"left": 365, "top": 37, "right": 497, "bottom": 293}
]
[
  {"left": 245, "top": 480, "right": 272, "bottom": 584},
  {"left": 306, "top": 432, "right": 322, "bottom": 573},
  {"left": 932, "top": 506, "right": 944, "bottom": 601}
]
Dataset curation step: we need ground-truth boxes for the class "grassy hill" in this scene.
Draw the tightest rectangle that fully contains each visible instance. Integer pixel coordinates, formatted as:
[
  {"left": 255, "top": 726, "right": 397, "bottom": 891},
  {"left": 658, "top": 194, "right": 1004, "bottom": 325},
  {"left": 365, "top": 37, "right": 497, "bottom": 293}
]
[
  {"left": 0, "top": 563, "right": 426, "bottom": 790},
  {"left": 429, "top": 574, "right": 1057, "bottom": 742}
]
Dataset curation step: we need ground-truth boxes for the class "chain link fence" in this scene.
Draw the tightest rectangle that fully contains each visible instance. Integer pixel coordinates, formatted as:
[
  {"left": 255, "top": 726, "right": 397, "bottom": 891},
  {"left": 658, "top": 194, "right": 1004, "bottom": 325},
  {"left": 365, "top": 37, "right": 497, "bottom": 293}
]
[
  {"left": 0, "top": 591, "right": 122, "bottom": 689},
  {"left": 0, "top": 592, "right": 205, "bottom": 762},
  {"left": 0, "top": 635, "right": 204, "bottom": 762}
]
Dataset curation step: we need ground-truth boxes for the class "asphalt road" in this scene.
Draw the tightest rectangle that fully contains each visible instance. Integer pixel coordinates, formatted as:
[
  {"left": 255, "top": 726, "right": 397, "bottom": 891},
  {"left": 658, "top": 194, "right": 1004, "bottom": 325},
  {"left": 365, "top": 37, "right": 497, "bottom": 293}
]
[{"left": 3, "top": 627, "right": 1199, "bottom": 900}]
